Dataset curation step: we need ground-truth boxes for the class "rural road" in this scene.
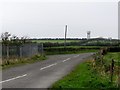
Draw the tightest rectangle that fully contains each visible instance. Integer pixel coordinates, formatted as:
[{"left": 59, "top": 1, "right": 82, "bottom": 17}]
[{"left": 2, "top": 53, "right": 93, "bottom": 88}]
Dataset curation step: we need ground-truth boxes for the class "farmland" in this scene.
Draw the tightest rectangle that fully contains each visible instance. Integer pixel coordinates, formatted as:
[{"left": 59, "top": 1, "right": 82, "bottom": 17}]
[
  {"left": 32, "top": 39, "right": 80, "bottom": 43},
  {"left": 31, "top": 38, "right": 119, "bottom": 55},
  {"left": 31, "top": 38, "right": 119, "bottom": 47},
  {"left": 44, "top": 46, "right": 100, "bottom": 55}
]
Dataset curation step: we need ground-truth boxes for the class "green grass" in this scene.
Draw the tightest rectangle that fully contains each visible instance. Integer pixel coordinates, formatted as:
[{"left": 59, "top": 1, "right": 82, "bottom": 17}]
[
  {"left": 51, "top": 52, "right": 120, "bottom": 89},
  {"left": 103, "top": 52, "right": 119, "bottom": 62},
  {"left": 51, "top": 62, "right": 114, "bottom": 89},
  {"left": 46, "top": 46, "right": 101, "bottom": 49},
  {"left": 44, "top": 46, "right": 100, "bottom": 55},
  {"left": 31, "top": 39, "right": 118, "bottom": 44},
  {"left": 32, "top": 40, "right": 80, "bottom": 43},
  {"left": 45, "top": 49, "right": 98, "bottom": 55},
  {"left": 2, "top": 54, "right": 47, "bottom": 69}
]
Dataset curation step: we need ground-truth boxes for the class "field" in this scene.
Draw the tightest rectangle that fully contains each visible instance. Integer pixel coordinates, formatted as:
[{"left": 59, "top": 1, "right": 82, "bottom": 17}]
[
  {"left": 31, "top": 38, "right": 119, "bottom": 47},
  {"left": 45, "top": 46, "right": 101, "bottom": 48},
  {"left": 44, "top": 46, "right": 100, "bottom": 55},
  {"left": 51, "top": 52, "right": 120, "bottom": 89},
  {"left": 32, "top": 39, "right": 80, "bottom": 43}
]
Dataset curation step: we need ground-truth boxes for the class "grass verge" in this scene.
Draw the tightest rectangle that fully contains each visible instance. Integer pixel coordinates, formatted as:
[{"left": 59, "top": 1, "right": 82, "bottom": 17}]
[
  {"left": 51, "top": 52, "right": 119, "bottom": 89},
  {"left": 1, "top": 54, "right": 47, "bottom": 69}
]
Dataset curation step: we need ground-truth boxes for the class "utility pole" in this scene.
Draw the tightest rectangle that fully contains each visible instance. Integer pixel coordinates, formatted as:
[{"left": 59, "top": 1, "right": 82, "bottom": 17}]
[{"left": 64, "top": 25, "right": 67, "bottom": 48}]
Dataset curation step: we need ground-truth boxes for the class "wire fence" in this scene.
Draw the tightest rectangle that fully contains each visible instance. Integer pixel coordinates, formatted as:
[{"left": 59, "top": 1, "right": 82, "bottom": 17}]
[{"left": 1, "top": 43, "right": 43, "bottom": 59}]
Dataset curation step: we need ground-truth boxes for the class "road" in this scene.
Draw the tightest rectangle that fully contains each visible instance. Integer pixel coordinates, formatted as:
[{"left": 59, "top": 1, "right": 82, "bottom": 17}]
[{"left": 2, "top": 53, "right": 93, "bottom": 88}]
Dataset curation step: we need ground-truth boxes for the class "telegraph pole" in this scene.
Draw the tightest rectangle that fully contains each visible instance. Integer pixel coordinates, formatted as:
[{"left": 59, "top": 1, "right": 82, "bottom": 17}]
[{"left": 64, "top": 25, "right": 67, "bottom": 48}]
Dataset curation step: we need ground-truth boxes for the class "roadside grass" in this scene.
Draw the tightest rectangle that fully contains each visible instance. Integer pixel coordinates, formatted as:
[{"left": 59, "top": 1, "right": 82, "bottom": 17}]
[
  {"left": 51, "top": 62, "right": 113, "bottom": 89},
  {"left": 1, "top": 48, "right": 99, "bottom": 69},
  {"left": 1, "top": 54, "right": 47, "bottom": 69},
  {"left": 51, "top": 52, "right": 119, "bottom": 89}
]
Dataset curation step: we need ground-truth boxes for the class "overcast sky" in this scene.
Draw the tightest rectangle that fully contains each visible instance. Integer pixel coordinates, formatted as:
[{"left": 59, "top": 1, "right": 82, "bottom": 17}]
[{"left": 0, "top": 0, "right": 119, "bottom": 39}]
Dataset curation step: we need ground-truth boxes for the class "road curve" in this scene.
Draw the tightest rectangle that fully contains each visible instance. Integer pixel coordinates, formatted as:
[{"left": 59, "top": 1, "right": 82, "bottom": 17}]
[{"left": 2, "top": 53, "right": 93, "bottom": 88}]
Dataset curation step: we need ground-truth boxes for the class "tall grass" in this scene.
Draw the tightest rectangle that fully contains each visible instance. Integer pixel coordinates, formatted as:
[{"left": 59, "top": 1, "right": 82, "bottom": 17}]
[{"left": 2, "top": 54, "right": 47, "bottom": 69}]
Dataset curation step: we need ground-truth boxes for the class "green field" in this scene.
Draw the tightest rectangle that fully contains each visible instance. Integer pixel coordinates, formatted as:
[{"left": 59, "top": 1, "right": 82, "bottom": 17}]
[
  {"left": 103, "top": 52, "right": 120, "bottom": 63},
  {"left": 44, "top": 46, "right": 100, "bottom": 55},
  {"left": 31, "top": 39, "right": 119, "bottom": 47},
  {"left": 32, "top": 39, "right": 80, "bottom": 43},
  {"left": 45, "top": 49, "right": 98, "bottom": 55},
  {"left": 45, "top": 46, "right": 102, "bottom": 49},
  {"left": 51, "top": 52, "right": 120, "bottom": 89}
]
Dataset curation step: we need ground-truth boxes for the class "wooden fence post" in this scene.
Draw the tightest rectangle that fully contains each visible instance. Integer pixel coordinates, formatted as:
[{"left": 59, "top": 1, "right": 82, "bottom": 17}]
[
  {"left": 118, "top": 61, "right": 120, "bottom": 88},
  {"left": 110, "top": 59, "right": 114, "bottom": 83}
]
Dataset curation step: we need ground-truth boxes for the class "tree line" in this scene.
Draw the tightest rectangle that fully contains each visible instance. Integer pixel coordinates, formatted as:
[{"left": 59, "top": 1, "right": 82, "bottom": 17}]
[
  {"left": 1, "top": 32, "right": 119, "bottom": 47},
  {"left": 1, "top": 32, "right": 31, "bottom": 45}
]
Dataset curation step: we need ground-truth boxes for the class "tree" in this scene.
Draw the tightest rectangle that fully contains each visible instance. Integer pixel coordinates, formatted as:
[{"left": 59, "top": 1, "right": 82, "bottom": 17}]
[
  {"left": 1, "top": 32, "right": 11, "bottom": 58},
  {"left": 21, "top": 36, "right": 30, "bottom": 43},
  {"left": 1, "top": 32, "right": 11, "bottom": 45},
  {"left": 1, "top": 32, "right": 11, "bottom": 41},
  {"left": 10, "top": 35, "right": 20, "bottom": 45}
]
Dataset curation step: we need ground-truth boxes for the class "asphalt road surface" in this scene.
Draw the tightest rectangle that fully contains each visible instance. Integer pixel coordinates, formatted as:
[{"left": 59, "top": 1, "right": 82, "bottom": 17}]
[{"left": 2, "top": 53, "right": 93, "bottom": 88}]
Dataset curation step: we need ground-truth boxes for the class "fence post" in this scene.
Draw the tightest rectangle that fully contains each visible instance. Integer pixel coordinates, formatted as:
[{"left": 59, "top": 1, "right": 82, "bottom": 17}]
[
  {"left": 118, "top": 61, "right": 120, "bottom": 87},
  {"left": 110, "top": 59, "right": 114, "bottom": 83},
  {"left": 20, "top": 46, "right": 22, "bottom": 58},
  {"left": 6, "top": 45, "right": 9, "bottom": 59}
]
